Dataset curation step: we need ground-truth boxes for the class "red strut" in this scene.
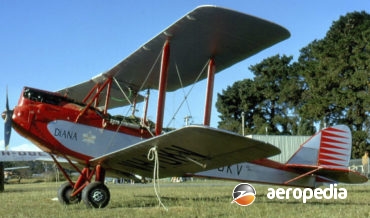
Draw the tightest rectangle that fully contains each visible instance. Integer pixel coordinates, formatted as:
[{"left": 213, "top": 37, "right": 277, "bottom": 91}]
[
  {"left": 155, "top": 40, "right": 170, "bottom": 135},
  {"left": 203, "top": 58, "right": 215, "bottom": 126}
]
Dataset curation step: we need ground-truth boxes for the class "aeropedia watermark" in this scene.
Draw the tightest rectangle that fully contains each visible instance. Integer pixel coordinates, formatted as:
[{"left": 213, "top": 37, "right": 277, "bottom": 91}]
[{"left": 232, "top": 183, "right": 347, "bottom": 206}]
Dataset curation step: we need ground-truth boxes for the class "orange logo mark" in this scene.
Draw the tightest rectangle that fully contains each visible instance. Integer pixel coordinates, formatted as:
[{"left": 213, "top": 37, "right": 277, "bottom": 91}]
[{"left": 231, "top": 183, "right": 256, "bottom": 206}]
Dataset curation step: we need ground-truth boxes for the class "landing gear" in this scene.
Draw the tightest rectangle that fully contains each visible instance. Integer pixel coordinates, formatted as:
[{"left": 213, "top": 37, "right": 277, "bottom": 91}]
[
  {"left": 52, "top": 159, "right": 110, "bottom": 208},
  {"left": 58, "top": 182, "right": 81, "bottom": 205},
  {"left": 82, "top": 182, "right": 110, "bottom": 208},
  {"left": 57, "top": 181, "right": 110, "bottom": 208}
]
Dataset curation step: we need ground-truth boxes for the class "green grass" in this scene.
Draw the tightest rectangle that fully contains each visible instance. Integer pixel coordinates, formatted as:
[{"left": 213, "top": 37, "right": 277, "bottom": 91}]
[{"left": 0, "top": 180, "right": 369, "bottom": 218}]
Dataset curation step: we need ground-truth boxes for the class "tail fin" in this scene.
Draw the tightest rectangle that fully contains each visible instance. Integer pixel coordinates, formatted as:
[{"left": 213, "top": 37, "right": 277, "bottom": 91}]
[
  {"left": 286, "top": 125, "right": 367, "bottom": 184},
  {"left": 286, "top": 125, "right": 351, "bottom": 168}
]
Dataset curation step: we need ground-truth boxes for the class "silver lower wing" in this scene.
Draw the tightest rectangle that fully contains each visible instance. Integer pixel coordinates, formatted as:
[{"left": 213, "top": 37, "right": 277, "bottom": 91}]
[{"left": 91, "top": 125, "right": 280, "bottom": 178}]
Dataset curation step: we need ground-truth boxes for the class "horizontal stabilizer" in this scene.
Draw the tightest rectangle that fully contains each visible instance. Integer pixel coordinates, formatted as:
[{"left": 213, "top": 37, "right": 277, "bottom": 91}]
[{"left": 315, "top": 167, "right": 368, "bottom": 184}]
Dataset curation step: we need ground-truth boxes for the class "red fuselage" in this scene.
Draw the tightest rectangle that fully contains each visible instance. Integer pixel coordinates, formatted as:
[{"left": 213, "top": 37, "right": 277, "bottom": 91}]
[{"left": 12, "top": 87, "right": 153, "bottom": 164}]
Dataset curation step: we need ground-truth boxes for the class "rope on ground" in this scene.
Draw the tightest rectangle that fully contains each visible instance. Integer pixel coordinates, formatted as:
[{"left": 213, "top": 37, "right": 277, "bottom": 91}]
[{"left": 147, "top": 146, "right": 168, "bottom": 211}]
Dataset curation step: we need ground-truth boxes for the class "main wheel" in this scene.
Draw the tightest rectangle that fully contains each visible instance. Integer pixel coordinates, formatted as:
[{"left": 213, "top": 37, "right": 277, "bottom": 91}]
[
  {"left": 57, "top": 182, "right": 81, "bottom": 205},
  {"left": 82, "top": 182, "right": 110, "bottom": 208}
]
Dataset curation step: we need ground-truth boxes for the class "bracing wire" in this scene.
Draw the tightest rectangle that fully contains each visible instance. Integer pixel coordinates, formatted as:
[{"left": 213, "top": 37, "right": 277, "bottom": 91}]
[
  {"left": 112, "top": 77, "right": 132, "bottom": 106},
  {"left": 175, "top": 63, "right": 193, "bottom": 118},
  {"left": 112, "top": 47, "right": 163, "bottom": 122},
  {"left": 166, "top": 59, "right": 210, "bottom": 128},
  {"left": 139, "top": 50, "right": 163, "bottom": 91}
]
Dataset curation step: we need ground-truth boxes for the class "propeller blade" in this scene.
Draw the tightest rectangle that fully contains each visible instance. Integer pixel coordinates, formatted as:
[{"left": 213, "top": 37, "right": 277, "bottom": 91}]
[{"left": 4, "top": 88, "right": 13, "bottom": 150}]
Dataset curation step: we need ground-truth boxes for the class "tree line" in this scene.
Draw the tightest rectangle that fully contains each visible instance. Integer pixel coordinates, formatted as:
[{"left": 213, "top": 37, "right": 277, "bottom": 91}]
[{"left": 216, "top": 11, "right": 370, "bottom": 158}]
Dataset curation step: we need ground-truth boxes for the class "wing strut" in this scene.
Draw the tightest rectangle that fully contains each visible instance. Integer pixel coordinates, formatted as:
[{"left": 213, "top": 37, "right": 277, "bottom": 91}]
[
  {"left": 103, "top": 78, "right": 112, "bottom": 115},
  {"left": 203, "top": 58, "right": 215, "bottom": 126},
  {"left": 284, "top": 167, "right": 322, "bottom": 185},
  {"left": 155, "top": 40, "right": 171, "bottom": 135},
  {"left": 75, "top": 78, "right": 112, "bottom": 123}
]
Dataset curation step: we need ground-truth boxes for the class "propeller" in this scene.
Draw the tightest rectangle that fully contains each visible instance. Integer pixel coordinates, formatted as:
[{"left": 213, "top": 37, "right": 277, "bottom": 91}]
[{"left": 2, "top": 88, "right": 13, "bottom": 150}]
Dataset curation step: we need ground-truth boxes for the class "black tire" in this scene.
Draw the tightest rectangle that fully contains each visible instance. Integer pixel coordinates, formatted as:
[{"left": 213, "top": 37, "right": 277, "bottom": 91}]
[
  {"left": 57, "top": 182, "right": 81, "bottom": 205},
  {"left": 82, "top": 182, "right": 110, "bottom": 208}
]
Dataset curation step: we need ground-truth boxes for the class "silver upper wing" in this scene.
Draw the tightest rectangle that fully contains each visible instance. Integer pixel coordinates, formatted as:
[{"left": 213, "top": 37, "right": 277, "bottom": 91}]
[{"left": 57, "top": 5, "right": 290, "bottom": 110}]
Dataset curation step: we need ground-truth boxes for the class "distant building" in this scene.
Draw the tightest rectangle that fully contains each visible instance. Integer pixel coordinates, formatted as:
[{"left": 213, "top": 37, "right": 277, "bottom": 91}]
[{"left": 246, "top": 135, "right": 310, "bottom": 163}]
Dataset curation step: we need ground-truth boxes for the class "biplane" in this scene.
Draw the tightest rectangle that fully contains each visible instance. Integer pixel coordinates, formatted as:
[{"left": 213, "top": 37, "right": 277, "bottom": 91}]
[{"left": 2, "top": 6, "right": 367, "bottom": 208}]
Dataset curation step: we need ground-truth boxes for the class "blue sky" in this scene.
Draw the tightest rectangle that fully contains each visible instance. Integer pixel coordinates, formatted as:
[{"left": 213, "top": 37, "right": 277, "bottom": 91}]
[{"left": 0, "top": 0, "right": 368, "bottom": 151}]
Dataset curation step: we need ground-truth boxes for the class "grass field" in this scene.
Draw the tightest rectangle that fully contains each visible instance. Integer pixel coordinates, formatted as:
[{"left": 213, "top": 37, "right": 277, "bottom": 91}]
[{"left": 0, "top": 180, "right": 369, "bottom": 218}]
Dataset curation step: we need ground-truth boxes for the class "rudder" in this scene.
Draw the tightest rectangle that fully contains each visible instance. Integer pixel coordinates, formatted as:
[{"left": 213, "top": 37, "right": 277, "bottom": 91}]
[{"left": 286, "top": 125, "right": 351, "bottom": 168}]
